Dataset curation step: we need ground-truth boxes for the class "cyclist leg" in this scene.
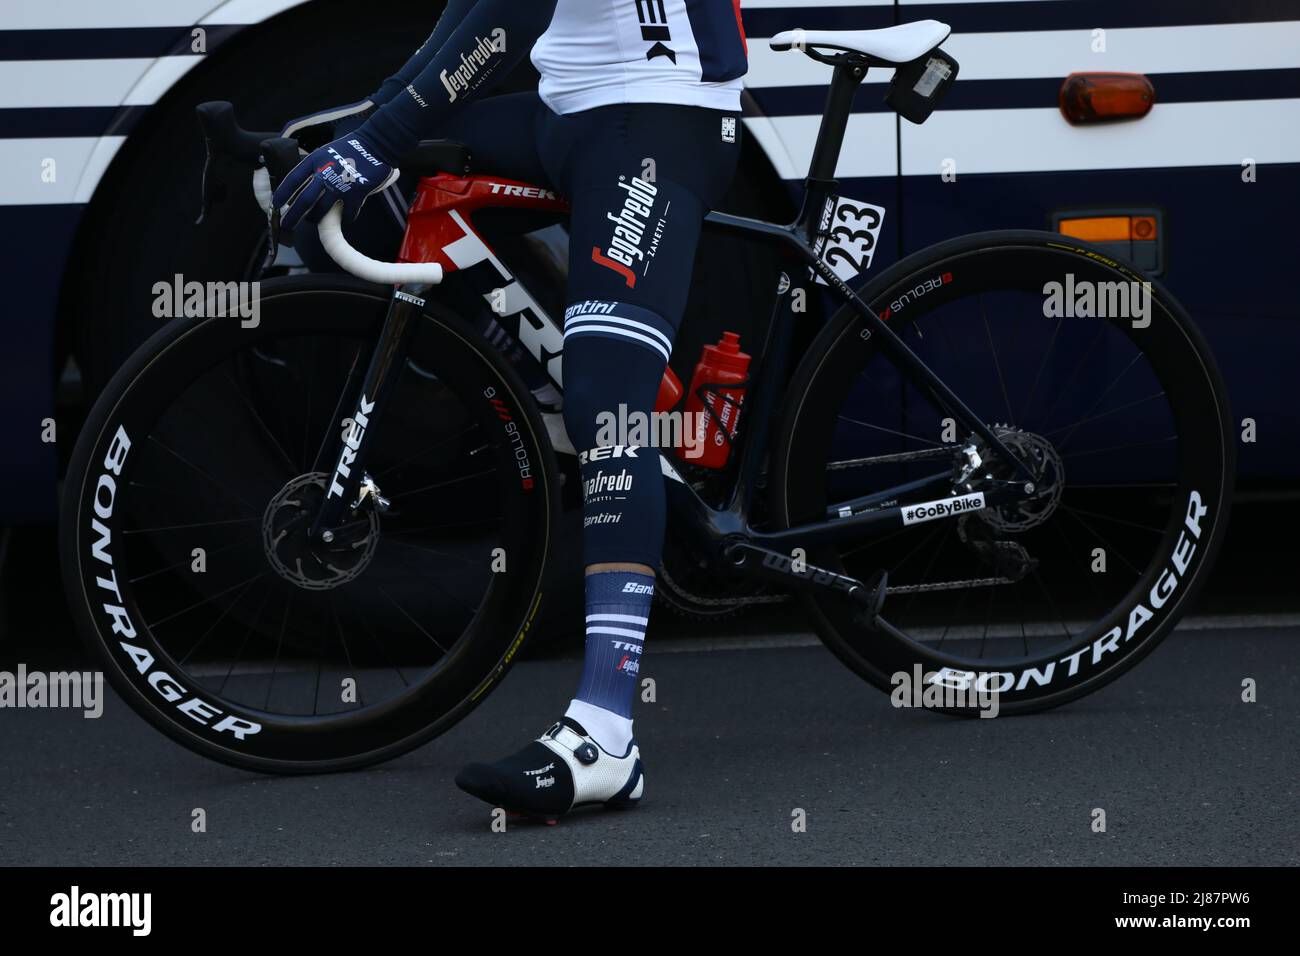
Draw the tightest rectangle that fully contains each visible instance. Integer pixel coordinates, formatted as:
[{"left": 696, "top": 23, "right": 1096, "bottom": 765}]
[
  {"left": 455, "top": 101, "right": 740, "bottom": 818},
  {"left": 552, "top": 102, "right": 740, "bottom": 753}
]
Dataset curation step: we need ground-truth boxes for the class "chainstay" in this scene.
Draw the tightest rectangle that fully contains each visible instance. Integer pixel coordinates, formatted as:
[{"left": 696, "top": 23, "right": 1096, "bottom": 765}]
[
  {"left": 660, "top": 552, "right": 1014, "bottom": 606},
  {"left": 827, "top": 447, "right": 953, "bottom": 471}
]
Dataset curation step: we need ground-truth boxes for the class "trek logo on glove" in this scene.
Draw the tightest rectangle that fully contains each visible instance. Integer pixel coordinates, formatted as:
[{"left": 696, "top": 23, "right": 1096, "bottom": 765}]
[
  {"left": 273, "top": 133, "right": 399, "bottom": 230},
  {"left": 320, "top": 149, "right": 368, "bottom": 189}
]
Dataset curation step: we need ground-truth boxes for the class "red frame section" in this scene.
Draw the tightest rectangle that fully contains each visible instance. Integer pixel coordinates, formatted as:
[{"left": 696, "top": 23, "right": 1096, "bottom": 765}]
[{"left": 398, "top": 173, "right": 570, "bottom": 273}]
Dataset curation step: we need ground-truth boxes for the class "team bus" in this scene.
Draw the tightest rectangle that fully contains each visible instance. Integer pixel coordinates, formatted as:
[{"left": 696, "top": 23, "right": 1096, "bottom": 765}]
[{"left": 2, "top": 0, "right": 1297, "bottom": 535}]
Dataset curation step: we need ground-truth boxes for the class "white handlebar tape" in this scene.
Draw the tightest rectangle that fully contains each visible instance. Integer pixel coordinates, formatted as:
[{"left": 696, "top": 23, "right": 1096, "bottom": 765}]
[
  {"left": 251, "top": 166, "right": 274, "bottom": 217},
  {"left": 316, "top": 202, "right": 444, "bottom": 285}
]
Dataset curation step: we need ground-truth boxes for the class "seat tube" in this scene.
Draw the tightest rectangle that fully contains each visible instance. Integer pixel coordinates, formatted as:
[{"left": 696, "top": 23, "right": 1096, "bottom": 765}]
[
  {"left": 799, "top": 61, "right": 868, "bottom": 236},
  {"left": 307, "top": 284, "right": 428, "bottom": 541}
]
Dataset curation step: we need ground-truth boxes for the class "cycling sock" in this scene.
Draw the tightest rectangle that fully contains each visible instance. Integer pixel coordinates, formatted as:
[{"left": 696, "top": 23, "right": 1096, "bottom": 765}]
[{"left": 565, "top": 569, "right": 653, "bottom": 754}]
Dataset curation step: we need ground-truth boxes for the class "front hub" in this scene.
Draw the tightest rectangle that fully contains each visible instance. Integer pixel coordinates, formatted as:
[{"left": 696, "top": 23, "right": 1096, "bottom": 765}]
[{"left": 261, "top": 472, "right": 380, "bottom": 590}]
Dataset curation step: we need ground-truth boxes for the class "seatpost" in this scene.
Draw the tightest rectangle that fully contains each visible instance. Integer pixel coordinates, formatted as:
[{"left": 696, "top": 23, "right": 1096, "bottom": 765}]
[{"left": 799, "top": 58, "right": 868, "bottom": 238}]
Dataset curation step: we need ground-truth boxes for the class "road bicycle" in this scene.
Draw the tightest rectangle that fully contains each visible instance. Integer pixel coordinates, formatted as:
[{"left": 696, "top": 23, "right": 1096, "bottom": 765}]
[{"left": 62, "top": 22, "right": 1233, "bottom": 773}]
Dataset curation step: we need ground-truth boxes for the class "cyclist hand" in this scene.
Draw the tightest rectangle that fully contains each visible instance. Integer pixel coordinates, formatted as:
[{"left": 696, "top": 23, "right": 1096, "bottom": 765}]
[
  {"left": 251, "top": 100, "right": 377, "bottom": 218},
  {"left": 273, "top": 133, "right": 399, "bottom": 229}
]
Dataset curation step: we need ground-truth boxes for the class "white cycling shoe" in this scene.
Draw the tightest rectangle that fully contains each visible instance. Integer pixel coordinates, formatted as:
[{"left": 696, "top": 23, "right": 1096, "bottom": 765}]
[{"left": 455, "top": 717, "right": 644, "bottom": 824}]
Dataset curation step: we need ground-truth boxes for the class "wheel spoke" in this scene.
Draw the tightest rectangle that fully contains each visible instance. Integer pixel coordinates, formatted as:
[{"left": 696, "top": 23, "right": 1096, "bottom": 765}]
[
  {"left": 145, "top": 569, "right": 268, "bottom": 632},
  {"left": 1032, "top": 322, "right": 1108, "bottom": 434},
  {"left": 979, "top": 295, "right": 1017, "bottom": 427},
  {"left": 835, "top": 414, "right": 944, "bottom": 448},
  {"left": 1061, "top": 434, "right": 1177, "bottom": 461},
  {"left": 145, "top": 435, "right": 260, "bottom": 512}
]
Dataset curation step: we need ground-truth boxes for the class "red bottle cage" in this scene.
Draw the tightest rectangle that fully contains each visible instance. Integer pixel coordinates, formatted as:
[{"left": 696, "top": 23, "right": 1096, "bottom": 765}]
[{"left": 693, "top": 379, "right": 750, "bottom": 446}]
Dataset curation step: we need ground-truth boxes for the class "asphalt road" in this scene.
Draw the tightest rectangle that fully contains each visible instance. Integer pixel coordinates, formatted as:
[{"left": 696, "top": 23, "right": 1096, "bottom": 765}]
[{"left": 1, "top": 619, "right": 1295, "bottom": 867}]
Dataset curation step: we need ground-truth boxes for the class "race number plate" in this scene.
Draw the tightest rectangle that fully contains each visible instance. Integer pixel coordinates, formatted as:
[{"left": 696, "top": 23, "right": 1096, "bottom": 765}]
[{"left": 812, "top": 196, "right": 886, "bottom": 286}]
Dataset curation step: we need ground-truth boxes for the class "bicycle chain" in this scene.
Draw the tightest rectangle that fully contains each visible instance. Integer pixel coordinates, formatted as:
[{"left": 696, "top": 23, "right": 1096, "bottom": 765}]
[{"left": 657, "top": 561, "right": 791, "bottom": 609}]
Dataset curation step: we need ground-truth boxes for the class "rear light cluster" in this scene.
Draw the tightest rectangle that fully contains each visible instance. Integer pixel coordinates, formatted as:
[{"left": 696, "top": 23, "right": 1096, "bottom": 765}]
[{"left": 1057, "top": 215, "right": 1158, "bottom": 243}]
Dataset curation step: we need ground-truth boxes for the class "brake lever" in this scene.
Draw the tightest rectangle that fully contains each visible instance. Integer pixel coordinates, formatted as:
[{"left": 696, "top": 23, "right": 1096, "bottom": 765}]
[
  {"left": 196, "top": 141, "right": 218, "bottom": 225},
  {"left": 259, "top": 137, "right": 303, "bottom": 258}
]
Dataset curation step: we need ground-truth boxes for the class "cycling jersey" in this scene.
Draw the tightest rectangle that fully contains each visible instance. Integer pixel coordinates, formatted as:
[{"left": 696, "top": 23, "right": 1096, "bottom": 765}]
[
  {"left": 532, "top": 0, "right": 748, "bottom": 114},
  {"left": 358, "top": 0, "right": 747, "bottom": 159},
  {"left": 321, "top": 0, "right": 744, "bottom": 578}
]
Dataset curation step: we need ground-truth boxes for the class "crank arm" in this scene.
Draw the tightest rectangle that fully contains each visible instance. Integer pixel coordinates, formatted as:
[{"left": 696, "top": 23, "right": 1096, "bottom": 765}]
[{"left": 723, "top": 541, "right": 888, "bottom": 619}]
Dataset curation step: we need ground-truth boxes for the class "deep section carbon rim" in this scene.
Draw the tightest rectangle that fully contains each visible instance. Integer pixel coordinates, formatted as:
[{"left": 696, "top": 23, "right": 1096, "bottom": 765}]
[
  {"left": 776, "top": 234, "right": 1232, "bottom": 711},
  {"left": 63, "top": 284, "right": 552, "bottom": 769}
]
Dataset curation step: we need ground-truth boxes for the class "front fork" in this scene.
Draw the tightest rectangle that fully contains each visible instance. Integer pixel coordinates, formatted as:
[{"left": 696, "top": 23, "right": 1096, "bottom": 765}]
[{"left": 306, "top": 284, "right": 430, "bottom": 543}]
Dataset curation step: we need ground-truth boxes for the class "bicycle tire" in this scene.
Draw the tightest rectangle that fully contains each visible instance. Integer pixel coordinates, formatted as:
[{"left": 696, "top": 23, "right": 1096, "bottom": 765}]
[
  {"left": 771, "top": 230, "right": 1233, "bottom": 714},
  {"left": 61, "top": 274, "right": 559, "bottom": 772}
]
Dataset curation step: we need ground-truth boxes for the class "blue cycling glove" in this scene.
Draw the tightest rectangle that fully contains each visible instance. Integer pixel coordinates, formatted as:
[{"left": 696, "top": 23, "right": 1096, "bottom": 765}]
[{"left": 273, "top": 133, "right": 400, "bottom": 229}]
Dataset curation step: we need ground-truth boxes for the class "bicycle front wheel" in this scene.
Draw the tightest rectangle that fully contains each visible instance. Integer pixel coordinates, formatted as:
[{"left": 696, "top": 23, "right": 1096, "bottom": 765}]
[
  {"left": 61, "top": 275, "right": 558, "bottom": 772},
  {"left": 772, "top": 230, "right": 1233, "bottom": 714}
]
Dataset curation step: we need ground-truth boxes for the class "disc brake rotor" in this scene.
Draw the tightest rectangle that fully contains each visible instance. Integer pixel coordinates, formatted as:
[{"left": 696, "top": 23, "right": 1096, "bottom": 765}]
[
  {"left": 261, "top": 472, "right": 380, "bottom": 590},
  {"left": 977, "top": 427, "right": 1065, "bottom": 533}
]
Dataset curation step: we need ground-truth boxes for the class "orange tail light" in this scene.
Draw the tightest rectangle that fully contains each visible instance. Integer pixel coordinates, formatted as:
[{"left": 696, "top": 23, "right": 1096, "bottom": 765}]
[
  {"left": 1058, "top": 215, "right": 1158, "bottom": 242},
  {"left": 1059, "top": 72, "right": 1155, "bottom": 124}
]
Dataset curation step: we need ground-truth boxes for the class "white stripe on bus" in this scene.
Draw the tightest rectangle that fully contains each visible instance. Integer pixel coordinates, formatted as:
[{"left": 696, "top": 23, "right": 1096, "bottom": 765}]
[
  {"left": 6, "top": 94, "right": 1299, "bottom": 208},
  {"left": 747, "top": 98, "right": 1300, "bottom": 179},
  {"left": 0, "top": 56, "right": 200, "bottom": 108},
  {"left": 1, "top": 0, "right": 310, "bottom": 30},
  {"left": 744, "top": 21, "right": 1300, "bottom": 87}
]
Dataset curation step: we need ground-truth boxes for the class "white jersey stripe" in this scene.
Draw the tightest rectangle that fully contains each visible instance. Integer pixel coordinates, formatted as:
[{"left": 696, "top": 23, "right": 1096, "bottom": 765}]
[
  {"left": 586, "top": 613, "right": 651, "bottom": 626},
  {"left": 563, "top": 323, "right": 672, "bottom": 363},
  {"left": 565, "top": 314, "right": 673, "bottom": 351},
  {"left": 587, "top": 626, "right": 648, "bottom": 639}
]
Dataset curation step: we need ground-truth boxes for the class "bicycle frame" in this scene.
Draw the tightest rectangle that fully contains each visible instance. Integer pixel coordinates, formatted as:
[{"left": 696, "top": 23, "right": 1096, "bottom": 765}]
[{"left": 307, "top": 56, "right": 1039, "bottom": 607}]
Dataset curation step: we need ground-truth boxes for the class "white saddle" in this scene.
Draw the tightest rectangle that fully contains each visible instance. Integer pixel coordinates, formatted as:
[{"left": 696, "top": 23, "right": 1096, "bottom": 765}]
[{"left": 769, "top": 20, "right": 951, "bottom": 64}]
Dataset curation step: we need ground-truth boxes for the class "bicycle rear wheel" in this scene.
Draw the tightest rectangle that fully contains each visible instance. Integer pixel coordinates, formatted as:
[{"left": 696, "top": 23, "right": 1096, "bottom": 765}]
[
  {"left": 61, "top": 275, "right": 558, "bottom": 772},
  {"left": 772, "top": 231, "right": 1233, "bottom": 713}
]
